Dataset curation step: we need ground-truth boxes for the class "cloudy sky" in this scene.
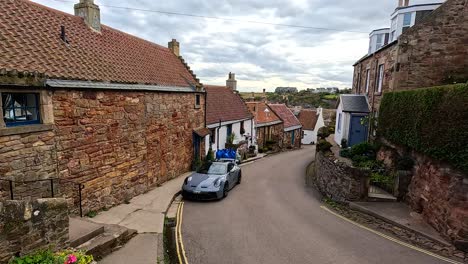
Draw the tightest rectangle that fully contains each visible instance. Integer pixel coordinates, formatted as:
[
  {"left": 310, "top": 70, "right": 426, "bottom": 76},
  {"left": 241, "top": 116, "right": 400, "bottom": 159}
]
[{"left": 32, "top": 0, "right": 398, "bottom": 92}]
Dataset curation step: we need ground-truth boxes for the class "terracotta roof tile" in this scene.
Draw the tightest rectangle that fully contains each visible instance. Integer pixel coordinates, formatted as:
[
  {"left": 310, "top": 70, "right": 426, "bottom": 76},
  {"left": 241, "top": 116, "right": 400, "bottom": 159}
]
[
  {"left": 0, "top": 0, "right": 199, "bottom": 87},
  {"left": 205, "top": 85, "right": 253, "bottom": 125},
  {"left": 268, "top": 104, "right": 302, "bottom": 129},
  {"left": 298, "top": 109, "right": 319, "bottom": 130},
  {"left": 245, "top": 102, "right": 281, "bottom": 125}
]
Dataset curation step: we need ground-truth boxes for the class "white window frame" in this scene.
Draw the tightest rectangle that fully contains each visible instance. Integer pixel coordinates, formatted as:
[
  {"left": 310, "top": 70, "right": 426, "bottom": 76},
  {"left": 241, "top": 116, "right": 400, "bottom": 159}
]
[
  {"left": 337, "top": 113, "right": 342, "bottom": 133},
  {"left": 377, "top": 64, "right": 384, "bottom": 93}
]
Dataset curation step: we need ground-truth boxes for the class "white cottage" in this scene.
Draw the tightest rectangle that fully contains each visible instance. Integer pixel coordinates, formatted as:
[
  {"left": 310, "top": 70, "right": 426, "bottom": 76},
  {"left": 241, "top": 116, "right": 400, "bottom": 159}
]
[
  {"left": 334, "top": 95, "right": 370, "bottom": 147},
  {"left": 298, "top": 108, "right": 325, "bottom": 145}
]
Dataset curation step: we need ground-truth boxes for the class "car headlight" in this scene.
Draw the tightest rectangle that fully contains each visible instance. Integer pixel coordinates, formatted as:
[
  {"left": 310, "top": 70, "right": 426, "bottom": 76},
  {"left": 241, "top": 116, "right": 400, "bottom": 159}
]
[
  {"left": 214, "top": 178, "right": 222, "bottom": 188},
  {"left": 184, "top": 177, "right": 192, "bottom": 185}
]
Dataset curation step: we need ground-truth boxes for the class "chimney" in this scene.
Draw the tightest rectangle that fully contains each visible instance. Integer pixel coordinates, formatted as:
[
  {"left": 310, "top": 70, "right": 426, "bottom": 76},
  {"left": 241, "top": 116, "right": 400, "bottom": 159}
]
[
  {"left": 226, "top": 72, "right": 237, "bottom": 91},
  {"left": 398, "top": 0, "right": 410, "bottom": 7},
  {"left": 74, "top": 0, "right": 101, "bottom": 32},
  {"left": 168, "top": 39, "right": 180, "bottom": 57}
]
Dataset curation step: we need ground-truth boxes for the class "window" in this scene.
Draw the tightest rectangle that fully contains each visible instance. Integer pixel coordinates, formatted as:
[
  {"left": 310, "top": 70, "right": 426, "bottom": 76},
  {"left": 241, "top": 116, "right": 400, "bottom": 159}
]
[
  {"left": 390, "top": 31, "right": 396, "bottom": 41},
  {"left": 226, "top": 124, "right": 232, "bottom": 137},
  {"left": 2, "top": 93, "right": 40, "bottom": 126},
  {"left": 377, "top": 64, "right": 384, "bottom": 93},
  {"left": 240, "top": 121, "right": 245, "bottom": 135},
  {"left": 403, "top": 13, "right": 412, "bottom": 33},
  {"left": 376, "top": 34, "right": 384, "bottom": 50},
  {"left": 365, "top": 69, "right": 371, "bottom": 94},
  {"left": 356, "top": 72, "right": 361, "bottom": 93},
  {"left": 210, "top": 128, "right": 216, "bottom": 144},
  {"left": 195, "top": 94, "right": 201, "bottom": 108},
  {"left": 337, "top": 113, "right": 342, "bottom": 133}
]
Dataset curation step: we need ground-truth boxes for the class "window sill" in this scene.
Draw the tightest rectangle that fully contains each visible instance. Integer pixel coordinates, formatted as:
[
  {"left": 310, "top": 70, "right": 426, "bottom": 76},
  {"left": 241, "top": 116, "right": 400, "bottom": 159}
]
[
  {"left": 194, "top": 105, "right": 201, "bottom": 109},
  {"left": 0, "top": 124, "right": 53, "bottom": 137},
  {"left": 374, "top": 92, "right": 382, "bottom": 96}
]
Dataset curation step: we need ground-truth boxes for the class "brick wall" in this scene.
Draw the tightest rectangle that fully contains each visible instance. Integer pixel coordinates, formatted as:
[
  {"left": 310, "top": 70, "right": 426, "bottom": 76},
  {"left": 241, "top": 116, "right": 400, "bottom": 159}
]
[
  {"left": 0, "top": 198, "right": 69, "bottom": 263},
  {"left": 256, "top": 123, "right": 283, "bottom": 150},
  {"left": 282, "top": 129, "right": 302, "bottom": 149}
]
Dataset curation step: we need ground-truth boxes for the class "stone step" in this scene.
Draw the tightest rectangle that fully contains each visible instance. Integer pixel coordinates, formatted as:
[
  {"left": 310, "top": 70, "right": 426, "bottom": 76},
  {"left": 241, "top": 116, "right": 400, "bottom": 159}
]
[
  {"left": 368, "top": 185, "right": 397, "bottom": 202},
  {"left": 69, "top": 217, "right": 105, "bottom": 248},
  {"left": 75, "top": 224, "right": 137, "bottom": 261}
]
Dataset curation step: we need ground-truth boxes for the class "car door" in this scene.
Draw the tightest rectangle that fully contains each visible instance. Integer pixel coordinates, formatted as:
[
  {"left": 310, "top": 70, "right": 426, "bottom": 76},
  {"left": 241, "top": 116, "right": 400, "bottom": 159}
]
[{"left": 227, "top": 163, "right": 235, "bottom": 189}]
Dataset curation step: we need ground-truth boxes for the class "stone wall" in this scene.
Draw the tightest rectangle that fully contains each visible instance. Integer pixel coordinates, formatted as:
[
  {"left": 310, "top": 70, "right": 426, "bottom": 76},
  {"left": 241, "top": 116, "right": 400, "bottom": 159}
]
[
  {"left": 313, "top": 151, "right": 369, "bottom": 202},
  {"left": 53, "top": 90, "right": 205, "bottom": 212},
  {"left": 256, "top": 123, "right": 283, "bottom": 150},
  {"left": 0, "top": 88, "right": 205, "bottom": 213},
  {"left": 0, "top": 198, "right": 69, "bottom": 263},
  {"left": 282, "top": 129, "right": 302, "bottom": 149},
  {"left": 377, "top": 141, "right": 468, "bottom": 244}
]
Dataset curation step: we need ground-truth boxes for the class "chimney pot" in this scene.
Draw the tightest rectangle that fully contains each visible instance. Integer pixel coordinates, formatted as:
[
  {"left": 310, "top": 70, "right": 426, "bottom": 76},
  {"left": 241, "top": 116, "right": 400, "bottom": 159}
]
[
  {"left": 168, "top": 39, "right": 180, "bottom": 56},
  {"left": 74, "top": 0, "right": 101, "bottom": 32}
]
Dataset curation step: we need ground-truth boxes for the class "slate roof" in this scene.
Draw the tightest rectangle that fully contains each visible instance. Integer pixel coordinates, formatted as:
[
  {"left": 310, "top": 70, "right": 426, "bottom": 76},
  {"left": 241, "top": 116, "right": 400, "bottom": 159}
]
[
  {"left": 0, "top": 0, "right": 199, "bottom": 88},
  {"left": 340, "top": 95, "right": 370, "bottom": 113},
  {"left": 245, "top": 102, "right": 282, "bottom": 126},
  {"left": 268, "top": 104, "right": 302, "bottom": 129},
  {"left": 205, "top": 85, "right": 253, "bottom": 125},
  {"left": 298, "top": 109, "right": 319, "bottom": 130}
]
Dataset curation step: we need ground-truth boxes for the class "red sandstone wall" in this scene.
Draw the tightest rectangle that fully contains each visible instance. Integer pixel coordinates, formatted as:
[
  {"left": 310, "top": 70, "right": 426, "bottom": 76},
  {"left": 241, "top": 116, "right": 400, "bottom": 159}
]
[{"left": 52, "top": 90, "right": 205, "bottom": 211}]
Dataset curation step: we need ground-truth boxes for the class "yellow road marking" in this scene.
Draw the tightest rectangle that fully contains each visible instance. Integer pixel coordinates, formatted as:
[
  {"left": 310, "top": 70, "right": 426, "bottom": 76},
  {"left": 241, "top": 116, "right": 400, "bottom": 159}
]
[
  {"left": 179, "top": 202, "right": 189, "bottom": 264},
  {"left": 175, "top": 202, "right": 183, "bottom": 264},
  {"left": 320, "top": 206, "right": 463, "bottom": 264}
]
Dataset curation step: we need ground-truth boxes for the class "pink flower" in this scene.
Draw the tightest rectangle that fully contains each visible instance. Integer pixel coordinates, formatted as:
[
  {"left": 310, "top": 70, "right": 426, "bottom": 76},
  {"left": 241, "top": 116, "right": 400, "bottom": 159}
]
[{"left": 65, "top": 254, "right": 77, "bottom": 264}]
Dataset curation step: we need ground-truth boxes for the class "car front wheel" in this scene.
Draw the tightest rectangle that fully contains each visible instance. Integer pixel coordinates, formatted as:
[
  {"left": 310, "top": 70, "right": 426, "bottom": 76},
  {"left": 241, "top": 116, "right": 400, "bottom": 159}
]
[
  {"left": 223, "top": 183, "right": 229, "bottom": 198},
  {"left": 237, "top": 171, "right": 242, "bottom": 184}
]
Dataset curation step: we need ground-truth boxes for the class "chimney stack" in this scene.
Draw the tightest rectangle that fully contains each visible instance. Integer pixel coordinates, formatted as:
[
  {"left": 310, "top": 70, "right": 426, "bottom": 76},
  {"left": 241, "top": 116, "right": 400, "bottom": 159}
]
[
  {"left": 168, "top": 39, "right": 180, "bottom": 57},
  {"left": 226, "top": 72, "right": 237, "bottom": 91},
  {"left": 398, "top": 0, "right": 410, "bottom": 7},
  {"left": 74, "top": 0, "right": 101, "bottom": 32}
]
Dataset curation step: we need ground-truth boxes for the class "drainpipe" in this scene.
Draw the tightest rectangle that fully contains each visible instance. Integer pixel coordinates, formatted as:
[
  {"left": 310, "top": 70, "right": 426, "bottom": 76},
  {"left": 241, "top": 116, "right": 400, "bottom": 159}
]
[
  {"left": 217, "top": 119, "right": 221, "bottom": 150},
  {"left": 368, "top": 56, "right": 378, "bottom": 142}
]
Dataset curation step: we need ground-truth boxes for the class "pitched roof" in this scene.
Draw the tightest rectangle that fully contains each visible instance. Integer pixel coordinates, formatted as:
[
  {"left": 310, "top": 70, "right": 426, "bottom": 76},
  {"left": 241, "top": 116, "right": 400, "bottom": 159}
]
[
  {"left": 205, "top": 85, "right": 253, "bottom": 125},
  {"left": 268, "top": 104, "right": 302, "bottom": 129},
  {"left": 340, "top": 95, "right": 370, "bottom": 113},
  {"left": 298, "top": 109, "right": 319, "bottom": 130},
  {"left": 0, "top": 0, "right": 199, "bottom": 88},
  {"left": 245, "top": 102, "right": 282, "bottom": 126}
]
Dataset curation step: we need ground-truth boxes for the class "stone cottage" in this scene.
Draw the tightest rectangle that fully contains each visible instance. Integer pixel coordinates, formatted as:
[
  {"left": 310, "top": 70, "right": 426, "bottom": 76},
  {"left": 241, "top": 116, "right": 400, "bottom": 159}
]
[
  {"left": 245, "top": 102, "right": 283, "bottom": 151},
  {"left": 204, "top": 73, "right": 255, "bottom": 155},
  {"left": 268, "top": 104, "right": 302, "bottom": 149},
  {"left": 0, "top": 0, "right": 205, "bottom": 213}
]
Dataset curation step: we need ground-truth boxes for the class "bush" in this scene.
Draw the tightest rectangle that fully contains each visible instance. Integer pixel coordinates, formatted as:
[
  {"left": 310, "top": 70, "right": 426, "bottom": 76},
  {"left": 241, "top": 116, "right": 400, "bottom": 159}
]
[
  {"left": 339, "top": 148, "right": 351, "bottom": 158},
  {"left": 206, "top": 149, "right": 215, "bottom": 162},
  {"left": 396, "top": 155, "right": 414, "bottom": 171},
  {"left": 317, "top": 140, "right": 332, "bottom": 152},
  {"left": 379, "top": 84, "right": 468, "bottom": 173},
  {"left": 10, "top": 249, "right": 93, "bottom": 264},
  {"left": 317, "top": 127, "right": 331, "bottom": 139},
  {"left": 349, "top": 142, "right": 375, "bottom": 157}
]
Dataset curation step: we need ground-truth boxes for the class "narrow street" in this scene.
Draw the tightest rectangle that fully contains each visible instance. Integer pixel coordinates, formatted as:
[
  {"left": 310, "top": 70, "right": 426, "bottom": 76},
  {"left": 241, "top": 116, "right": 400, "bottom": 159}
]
[{"left": 182, "top": 146, "right": 446, "bottom": 264}]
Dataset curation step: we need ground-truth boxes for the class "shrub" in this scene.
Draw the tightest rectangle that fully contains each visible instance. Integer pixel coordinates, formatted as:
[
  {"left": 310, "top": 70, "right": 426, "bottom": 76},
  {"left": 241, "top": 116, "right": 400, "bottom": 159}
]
[
  {"left": 10, "top": 249, "right": 93, "bottom": 264},
  {"left": 317, "top": 127, "right": 331, "bottom": 139},
  {"left": 350, "top": 142, "right": 375, "bottom": 157},
  {"left": 379, "top": 84, "right": 468, "bottom": 173},
  {"left": 317, "top": 140, "right": 332, "bottom": 152},
  {"left": 339, "top": 148, "right": 351, "bottom": 158},
  {"left": 205, "top": 149, "right": 215, "bottom": 162},
  {"left": 396, "top": 155, "right": 414, "bottom": 171}
]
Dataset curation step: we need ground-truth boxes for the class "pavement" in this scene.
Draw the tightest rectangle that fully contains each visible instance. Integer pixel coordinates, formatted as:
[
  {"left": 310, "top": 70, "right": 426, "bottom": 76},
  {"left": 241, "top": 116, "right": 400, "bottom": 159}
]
[
  {"left": 182, "top": 146, "right": 447, "bottom": 264},
  {"left": 90, "top": 172, "right": 190, "bottom": 264},
  {"left": 349, "top": 201, "right": 451, "bottom": 246}
]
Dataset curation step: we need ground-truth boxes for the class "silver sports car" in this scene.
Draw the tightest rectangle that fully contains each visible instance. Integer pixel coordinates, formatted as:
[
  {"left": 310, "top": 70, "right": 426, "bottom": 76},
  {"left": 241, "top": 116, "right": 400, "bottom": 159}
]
[{"left": 182, "top": 160, "right": 242, "bottom": 200}]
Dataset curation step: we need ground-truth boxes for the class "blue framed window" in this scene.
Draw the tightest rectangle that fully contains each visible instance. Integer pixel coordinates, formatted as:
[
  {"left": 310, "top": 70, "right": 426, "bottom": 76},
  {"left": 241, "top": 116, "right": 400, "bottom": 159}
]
[
  {"left": 2, "top": 93, "right": 41, "bottom": 127},
  {"left": 337, "top": 113, "right": 342, "bottom": 133}
]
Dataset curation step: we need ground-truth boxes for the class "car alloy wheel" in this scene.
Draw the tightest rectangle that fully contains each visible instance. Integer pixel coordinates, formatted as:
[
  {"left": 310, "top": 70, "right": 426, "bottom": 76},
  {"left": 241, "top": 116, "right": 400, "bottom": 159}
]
[{"left": 223, "top": 183, "right": 229, "bottom": 198}]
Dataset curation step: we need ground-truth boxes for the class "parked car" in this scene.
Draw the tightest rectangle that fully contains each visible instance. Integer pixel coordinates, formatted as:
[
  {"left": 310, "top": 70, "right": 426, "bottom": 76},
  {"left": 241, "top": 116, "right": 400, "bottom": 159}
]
[{"left": 182, "top": 160, "right": 242, "bottom": 200}]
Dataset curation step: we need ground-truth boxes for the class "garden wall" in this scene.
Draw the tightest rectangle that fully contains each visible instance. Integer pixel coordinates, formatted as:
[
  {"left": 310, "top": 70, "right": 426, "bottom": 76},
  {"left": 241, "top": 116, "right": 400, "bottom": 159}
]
[
  {"left": 0, "top": 198, "right": 69, "bottom": 263},
  {"left": 313, "top": 151, "right": 369, "bottom": 202}
]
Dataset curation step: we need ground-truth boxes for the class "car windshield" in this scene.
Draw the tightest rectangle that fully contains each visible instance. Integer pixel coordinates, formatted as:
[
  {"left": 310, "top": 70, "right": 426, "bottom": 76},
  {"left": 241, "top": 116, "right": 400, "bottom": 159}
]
[{"left": 207, "top": 163, "right": 227, "bottom": 175}]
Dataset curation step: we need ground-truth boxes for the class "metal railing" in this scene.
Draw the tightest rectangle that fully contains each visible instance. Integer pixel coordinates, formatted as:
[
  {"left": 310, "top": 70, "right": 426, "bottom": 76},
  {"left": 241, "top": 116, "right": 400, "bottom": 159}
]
[{"left": 0, "top": 177, "right": 85, "bottom": 217}]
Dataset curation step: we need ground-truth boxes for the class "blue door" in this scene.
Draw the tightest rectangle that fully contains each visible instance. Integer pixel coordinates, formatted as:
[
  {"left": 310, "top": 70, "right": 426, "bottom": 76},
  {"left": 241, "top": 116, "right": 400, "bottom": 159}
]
[
  {"left": 348, "top": 115, "right": 368, "bottom": 146},
  {"left": 291, "top": 130, "right": 295, "bottom": 146}
]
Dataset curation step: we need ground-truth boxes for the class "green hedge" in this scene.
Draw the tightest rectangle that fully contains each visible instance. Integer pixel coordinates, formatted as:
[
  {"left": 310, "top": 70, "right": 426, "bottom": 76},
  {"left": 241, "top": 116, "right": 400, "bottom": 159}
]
[{"left": 379, "top": 84, "right": 468, "bottom": 173}]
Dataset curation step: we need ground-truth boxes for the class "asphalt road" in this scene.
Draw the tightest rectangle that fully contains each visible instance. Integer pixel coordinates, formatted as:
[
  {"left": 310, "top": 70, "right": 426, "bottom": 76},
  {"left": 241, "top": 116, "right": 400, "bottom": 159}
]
[{"left": 182, "top": 146, "right": 446, "bottom": 264}]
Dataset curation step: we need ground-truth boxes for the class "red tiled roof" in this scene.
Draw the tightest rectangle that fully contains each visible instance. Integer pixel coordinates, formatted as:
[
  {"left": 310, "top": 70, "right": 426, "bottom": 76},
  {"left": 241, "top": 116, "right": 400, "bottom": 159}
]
[
  {"left": 268, "top": 104, "right": 302, "bottom": 129},
  {"left": 205, "top": 85, "right": 253, "bottom": 125},
  {"left": 298, "top": 109, "right": 319, "bottom": 130},
  {"left": 0, "top": 0, "right": 199, "bottom": 87},
  {"left": 245, "top": 102, "right": 282, "bottom": 125}
]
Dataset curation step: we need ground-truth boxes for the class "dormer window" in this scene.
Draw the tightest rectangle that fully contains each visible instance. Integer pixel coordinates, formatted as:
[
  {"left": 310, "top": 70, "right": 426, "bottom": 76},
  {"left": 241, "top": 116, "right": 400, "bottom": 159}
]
[{"left": 402, "top": 12, "right": 412, "bottom": 33}]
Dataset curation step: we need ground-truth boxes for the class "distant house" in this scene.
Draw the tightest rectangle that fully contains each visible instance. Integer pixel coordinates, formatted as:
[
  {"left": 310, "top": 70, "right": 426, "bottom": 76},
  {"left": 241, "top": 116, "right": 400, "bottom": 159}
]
[
  {"left": 298, "top": 108, "right": 325, "bottom": 145},
  {"left": 269, "top": 104, "right": 302, "bottom": 149},
  {"left": 0, "top": 0, "right": 205, "bottom": 212},
  {"left": 246, "top": 102, "right": 283, "bottom": 150},
  {"left": 275, "top": 87, "right": 298, "bottom": 94},
  {"left": 334, "top": 95, "right": 370, "bottom": 147},
  {"left": 204, "top": 74, "right": 255, "bottom": 155}
]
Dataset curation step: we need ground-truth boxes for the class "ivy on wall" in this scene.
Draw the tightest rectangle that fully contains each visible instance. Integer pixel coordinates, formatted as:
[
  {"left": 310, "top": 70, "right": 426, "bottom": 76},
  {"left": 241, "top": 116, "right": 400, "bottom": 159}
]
[{"left": 379, "top": 84, "right": 468, "bottom": 173}]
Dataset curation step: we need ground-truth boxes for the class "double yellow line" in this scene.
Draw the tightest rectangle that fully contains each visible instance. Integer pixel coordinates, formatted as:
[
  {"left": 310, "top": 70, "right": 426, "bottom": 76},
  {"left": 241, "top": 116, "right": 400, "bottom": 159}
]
[{"left": 176, "top": 201, "right": 189, "bottom": 264}]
